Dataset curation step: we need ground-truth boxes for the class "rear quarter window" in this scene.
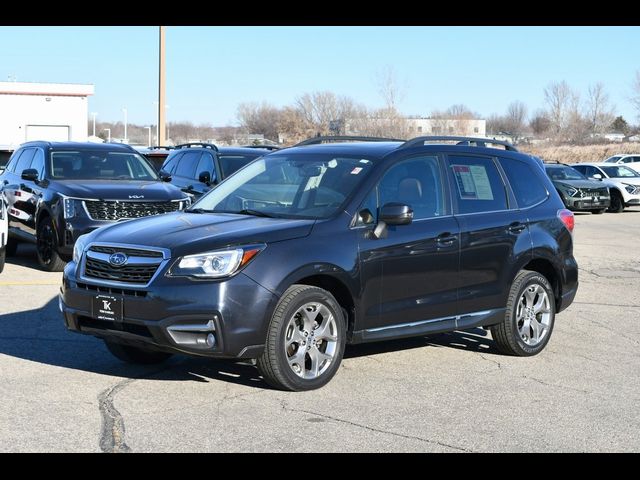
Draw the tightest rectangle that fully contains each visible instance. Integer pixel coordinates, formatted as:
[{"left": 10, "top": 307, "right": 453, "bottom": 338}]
[{"left": 498, "top": 157, "right": 549, "bottom": 208}]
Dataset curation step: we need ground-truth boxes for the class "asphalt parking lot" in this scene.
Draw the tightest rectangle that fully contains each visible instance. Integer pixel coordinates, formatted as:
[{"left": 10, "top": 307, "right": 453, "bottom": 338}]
[{"left": 1, "top": 212, "right": 639, "bottom": 452}]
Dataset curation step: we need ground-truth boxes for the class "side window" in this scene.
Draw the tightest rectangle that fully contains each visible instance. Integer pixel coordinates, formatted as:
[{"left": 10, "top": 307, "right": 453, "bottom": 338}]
[
  {"left": 174, "top": 151, "right": 201, "bottom": 179},
  {"left": 448, "top": 155, "right": 508, "bottom": 214},
  {"left": 196, "top": 153, "right": 215, "bottom": 182},
  {"left": 162, "top": 153, "right": 181, "bottom": 174},
  {"left": 623, "top": 157, "right": 634, "bottom": 164},
  {"left": 572, "top": 165, "right": 586, "bottom": 175},
  {"left": 378, "top": 155, "right": 445, "bottom": 220},
  {"left": 15, "top": 148, "right": 36, "bottom": 175},
  {"left": 498, "top": 157, "right": 548, "bottom": 209},
  {"left": 30, "top": 149, "right": 45, "bottom": 179}
]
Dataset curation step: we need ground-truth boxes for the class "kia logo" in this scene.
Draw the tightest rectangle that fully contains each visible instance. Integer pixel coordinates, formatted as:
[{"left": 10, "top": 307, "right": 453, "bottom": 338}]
[{"left": 108, "top": 252, "right": 128, "bottom": 267}]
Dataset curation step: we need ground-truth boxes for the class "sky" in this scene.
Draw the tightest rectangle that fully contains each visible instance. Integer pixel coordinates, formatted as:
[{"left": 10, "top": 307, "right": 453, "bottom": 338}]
[{"left": 1, "top": 26, "right": 638, "bottom": 127}]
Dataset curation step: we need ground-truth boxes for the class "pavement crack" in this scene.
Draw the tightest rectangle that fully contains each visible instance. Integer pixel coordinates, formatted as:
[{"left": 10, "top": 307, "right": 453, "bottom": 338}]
[
  {"left": 478, "top": 353, "right": 502, "bottom": 369},
  {"left": 280, "top": 400, "right": 474, "bottom": 452},
  {"left": 521, "top": 375, "right": 591, "bottom": 394},
  {"left": 98, "top": 378, "right": 134, "bottom": 453}
]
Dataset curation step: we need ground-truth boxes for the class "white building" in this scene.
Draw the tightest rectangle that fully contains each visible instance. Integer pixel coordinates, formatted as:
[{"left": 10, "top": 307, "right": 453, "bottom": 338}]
[
  {"left": 405, "top": 117, "right": 486, "bottom": 137},
  {"left": 0, "top": 81, "right": 94, "bottom": 148}
]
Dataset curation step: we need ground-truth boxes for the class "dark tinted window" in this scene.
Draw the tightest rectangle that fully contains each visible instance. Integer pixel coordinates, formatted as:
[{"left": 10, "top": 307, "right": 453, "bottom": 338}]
[
  {"left": 162, "top": 153, "right": 181, "bottom": 174},
  {"left": 448, "top": 155, "right": 508, "bottom": 214},
  {"left": 196, "top": 153, "right": 215, "bottom": 182},
  {"left": 379, "top": 155, "right": 445, "bottom": 219},
  {"left": 174, "top": 151, "right": 201, "bottom": 179},
  {"left": 30, "top": 149, "right": 45, "bottom": 178},
  {"left": 219, "top": 154, "right": 258, "bottom": 177},
  {"left": 15, "top": 148, "right": 36, "bottom": 174},
  {"left": 498, "top": 157, "right": 548, "bottom": 208},
  {"left": 50, "top": 151, "right": 157, "bottom": 180}
]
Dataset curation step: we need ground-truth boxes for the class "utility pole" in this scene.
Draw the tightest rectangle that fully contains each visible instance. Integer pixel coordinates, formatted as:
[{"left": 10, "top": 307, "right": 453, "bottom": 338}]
[
  {"left": 91, "top": 112, "right": 97, "bottom": 137},
  {"left": 145, "top": 126, "right": 151, "bottom": 147},
  {"left": 158, "top": 26, "right": 166, "bottom": 145},
  {"left": 122, "top": 108, "right": 128, "bottom": 143},
  {"left": 104, "top": 128, "right": 111, "bottom": 143}
]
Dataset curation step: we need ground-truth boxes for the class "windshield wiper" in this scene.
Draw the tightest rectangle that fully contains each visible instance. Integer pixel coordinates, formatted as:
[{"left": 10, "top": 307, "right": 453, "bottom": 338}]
[
  {"left": 234, "top": 209, "right": 275, "bottom": 218},
  {"left": 184, "top": 208, "right": 213, "bottom": 214}
]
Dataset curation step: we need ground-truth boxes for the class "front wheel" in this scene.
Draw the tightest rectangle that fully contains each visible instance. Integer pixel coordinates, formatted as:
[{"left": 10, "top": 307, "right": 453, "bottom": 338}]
[
  {"left": 36, "top": 216, "right": 66, "bottom": 272},
  {"left": 491, "top": 270, "right": 556, "bottom": 356},
  {"left": 607, "top": 191, "right": 624, "bottom": 213},
  {"left": 257, "top": 285, "right": 346, "bottom": 391},
  {"left": 104, "top": 340, "right": 172, "bottom": 364}
]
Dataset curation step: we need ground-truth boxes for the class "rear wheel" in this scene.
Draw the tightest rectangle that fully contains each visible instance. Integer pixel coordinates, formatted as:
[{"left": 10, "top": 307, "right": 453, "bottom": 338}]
[
  {"left": 257, "top": 284, "right": 346, "bottom": 391},
  {"left": 491, "top": 270, "right": 556, "bottom": 356},
  {"left": 104, "top": 340, "right": 172, "bottom": 365},
  {"left": 36, "top": 216, "right": 66, "bottom": 272},
  {"left": 607, "top": 191, "right": 624, "bottom": 213}
]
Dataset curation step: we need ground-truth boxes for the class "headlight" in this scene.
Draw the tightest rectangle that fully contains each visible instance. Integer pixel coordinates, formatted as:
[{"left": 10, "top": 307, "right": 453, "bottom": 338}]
[
  {"left": 623, "top": 183, "right": 638, "bottom": 194},
  {"left": 73, "top": 234, "right": 89, "bottom": 264},
  {"left": 565, "top": 187, "right": 578, "bottom": 197},
  {"left": 62, "top": 197, "right": 75, "bottom": 218},
  {"left": 168, "top": 245, "right": 264, "bottom": 279}
]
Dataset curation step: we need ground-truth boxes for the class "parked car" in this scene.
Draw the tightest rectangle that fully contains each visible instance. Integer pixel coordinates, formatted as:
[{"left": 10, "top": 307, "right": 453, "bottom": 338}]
[
  {"left": 0, "top": 191, "right": 7, "bottom": 273},
  {"left": 135, "top": 145, "right": 174, "bottom": 172},
  {"left": 159, "top": 143, "right": 274, "bottom": 199},
  {"left": 572, "top": 163, "right": 640, "bottom": 213},
  {"left": 603, "top": 154, "right": 640, "bottom": 173},
  {"left": 0, "top": 141, "right": 192, "bottom": 272},
  {"left": 61, "top": 136, "right": 578, "bottom": 391},
  {"left": 543, "top": 162, "right": 610, "bottom": 214}
]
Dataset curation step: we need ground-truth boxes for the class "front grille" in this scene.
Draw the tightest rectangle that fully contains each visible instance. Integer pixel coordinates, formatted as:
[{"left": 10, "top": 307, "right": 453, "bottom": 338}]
[
  {"left": 88, "top": 245, "right": 163, "bottom": 258},
  {"left": 84, "top": 258, "right": 158, "bottom": 284},
  {"left": 578, "top": 188, "right": 608, "bottom": 198},
  {"left": 76, "top": 281, "right": 148, "bottom": 298},
  {"left": 83, "top": 200, "right": 181, "bottom": 221}
]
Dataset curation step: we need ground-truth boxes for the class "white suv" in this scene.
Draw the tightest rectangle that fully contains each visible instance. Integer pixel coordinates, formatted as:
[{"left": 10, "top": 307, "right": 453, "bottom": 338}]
[
  {"left": 0, "top": 191, "right": 8, "bottom": 273},
  {"left": 603, "top": 154, "right": 640, "bottom": 173},
  {"left": 573, "top": 163, "right": 640, "bottom": 213}
]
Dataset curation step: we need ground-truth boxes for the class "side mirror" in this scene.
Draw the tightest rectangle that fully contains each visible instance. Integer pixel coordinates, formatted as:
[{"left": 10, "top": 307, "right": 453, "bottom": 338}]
[
  {"left": 158, "top": 170, "right": 172, "bottom": 182},
  {"left": 380, "top": 202, "right": 413, "bottom": 226},
  {"left": 198, "top": 171, "right": 211, "bottom": 185},
  {"left": 591, "top": 173, "right": 603, "bottom": 180},
  {"left": 21, "top": 168, "right": 39, "bottom": 182}
]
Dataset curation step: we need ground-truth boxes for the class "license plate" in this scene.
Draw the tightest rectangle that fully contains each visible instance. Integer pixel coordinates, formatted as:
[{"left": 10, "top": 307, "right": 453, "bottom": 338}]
[{"left": 92, "top": 294, "right": 122, "bottom": 322}]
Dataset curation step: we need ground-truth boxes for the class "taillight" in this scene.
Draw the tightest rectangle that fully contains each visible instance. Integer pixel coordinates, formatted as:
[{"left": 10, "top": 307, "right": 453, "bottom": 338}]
[{"left": 557, "top": 209, "right": 574, "bottom": 233}]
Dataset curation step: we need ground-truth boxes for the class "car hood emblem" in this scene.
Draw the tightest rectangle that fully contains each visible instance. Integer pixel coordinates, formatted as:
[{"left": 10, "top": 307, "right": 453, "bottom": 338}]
[{"left": 108, "top": 252, "right": 128, "bottom": 267}]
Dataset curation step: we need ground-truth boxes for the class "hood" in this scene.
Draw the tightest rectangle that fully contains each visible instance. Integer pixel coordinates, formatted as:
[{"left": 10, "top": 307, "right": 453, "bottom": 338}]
[
  {"left": 48, "top": 180, "right": 186, "bottom": 201},
  {"left": 88, "top": 211, "right": 316, "bottom": 255},
  {"left": 555, "top": 179, "right": 608, "bottom": 190}
]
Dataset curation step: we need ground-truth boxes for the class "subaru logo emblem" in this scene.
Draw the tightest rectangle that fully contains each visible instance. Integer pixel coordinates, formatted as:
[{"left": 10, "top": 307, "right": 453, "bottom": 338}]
[{"left": 109, "top": 252, "right": 128, "bottom": 267}]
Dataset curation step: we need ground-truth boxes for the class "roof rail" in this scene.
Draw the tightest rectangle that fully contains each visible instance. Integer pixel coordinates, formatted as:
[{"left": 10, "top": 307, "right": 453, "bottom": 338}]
[
  {"left": 241, "top": 145, "right": 281, "bottom": 150},
  {"left": 148, "top": 145, "right": 175, "bottom": 151},
  {"left": 174, "top": 142, "right": 219, "bottom": 152},
  {"left": 400, "top": 136, "right": 518, "bottom": 152},
  {"left": 293, "top": 135, "right": 404, "bottom": 147}
]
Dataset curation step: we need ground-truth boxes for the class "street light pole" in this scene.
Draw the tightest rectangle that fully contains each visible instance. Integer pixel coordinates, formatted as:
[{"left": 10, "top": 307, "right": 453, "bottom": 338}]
[
  {"left": 159, "top": 26, "right": 167, "bottom": 145},
  {"left": 145, "top": 126, "right": 151, "bottom": 147},
  {"left": 91, "top": 112, "right": 97, "bottom": 137},
  {"left": 122, "top": 108, "right": 128, "bottom": 143},
  {"left": 104, "top": 128, "right": 111, "bottom": 143}
]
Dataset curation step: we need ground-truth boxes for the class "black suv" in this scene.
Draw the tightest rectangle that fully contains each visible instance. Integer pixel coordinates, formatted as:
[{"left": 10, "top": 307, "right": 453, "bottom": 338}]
[
  {"left": 543, "top": 162, "right": 610, "bottom": 214},
  {"left": 0, "top": 142, "right": 191, "bottom": 272},
  {"left": 159, "top": 143, "right": 275, "bottom": 199},
  {"left": 60, "top": 136, "right": 578, "bottom": 391}
]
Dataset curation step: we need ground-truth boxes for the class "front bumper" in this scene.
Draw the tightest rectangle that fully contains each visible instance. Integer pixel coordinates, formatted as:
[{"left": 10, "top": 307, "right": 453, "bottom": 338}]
[
  {"left": 564, "top": 196, "right": 610, "bottom": 211},
  {"left": 60, "top": 262, "right": 278, "bottom": 359}
]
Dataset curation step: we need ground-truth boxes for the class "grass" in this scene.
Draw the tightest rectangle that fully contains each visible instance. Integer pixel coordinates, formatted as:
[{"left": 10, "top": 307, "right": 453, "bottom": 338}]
[{"left": 519, "top": 143, "right": 640, "bottom": 164}]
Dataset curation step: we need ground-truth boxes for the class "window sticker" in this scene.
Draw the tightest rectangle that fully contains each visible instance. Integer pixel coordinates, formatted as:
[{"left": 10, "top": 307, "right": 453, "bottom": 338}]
[
  {"left": 452, "top": 164, "right": 494, "bottom": 200},
  {"left": 350, "top": 167, "right": 363, "bottom": 175}
]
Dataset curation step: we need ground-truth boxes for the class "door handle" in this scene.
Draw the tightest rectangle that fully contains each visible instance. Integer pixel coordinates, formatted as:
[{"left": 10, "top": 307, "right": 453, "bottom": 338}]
[
  {"left": 508, "top": 222, "right": 527, "bottom": 234},
  {"left": 436, "top": 232, "right": 457, "bottom": 246}
]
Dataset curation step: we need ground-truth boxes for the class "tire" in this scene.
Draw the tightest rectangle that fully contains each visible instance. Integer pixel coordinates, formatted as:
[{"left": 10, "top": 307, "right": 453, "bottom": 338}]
[
  {"left": 491, "top": 270, "right": 556, "bottom": 356},
  {"left": 36, "top": 216, "right": 66, "bottom": 272},
  {"left": 590, "top": 209, "right": 606, "bottom": 214},
  {"left": 104, "top": 340, "right": 172, "bottom": 365},
  {"left": 257, "top": 284, "right": 346, "bottom": 391},
  {"left": 5, "top": 238, "right": 18, "bottom": 257},
  {"left": 607, "top": 191, "right": 625, "bottom": 213},
  {"left": 0, "top": 247, "right": 5, "bottom": 273}
]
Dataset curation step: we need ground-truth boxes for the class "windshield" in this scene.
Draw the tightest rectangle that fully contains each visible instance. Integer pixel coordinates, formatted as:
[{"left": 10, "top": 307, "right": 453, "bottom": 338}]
[
  {"left": 219, "top": 154, "right": 261, "bottom": 178},
  {"left": 50, "top": 150, "right": 158, "bottom": 180},
  {"left": 190, "top": 153, "right": 375, "bottom": 219},
  {"left": 604, "top": 155, "right": 624, "bottom": 163},
  {"left": 601, "top": 165, "right": 640, "bottom": 178},
  {"left": 545, "top": 165, "right": 587, "bottom": 181}
]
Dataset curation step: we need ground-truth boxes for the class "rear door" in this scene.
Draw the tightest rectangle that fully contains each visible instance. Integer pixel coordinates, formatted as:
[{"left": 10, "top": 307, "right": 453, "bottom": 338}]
[{"left": 447, "top": 154, "right": 532, "bottom": 324}]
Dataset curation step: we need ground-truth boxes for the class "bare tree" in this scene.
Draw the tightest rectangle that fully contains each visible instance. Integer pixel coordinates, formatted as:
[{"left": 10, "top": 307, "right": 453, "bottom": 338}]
[
  {"left": 529, "top": 110, "right": 551, "bottom": 136},
  {"left": 585, "top": 82, "right": 615, "bottom": 135},
  {"left": 505, "top": 101, "right": 528, "bottom": 138},
  {"left": 375, "top": 65, "right": 407, "bottom": 112},
  {"left": 236, "top": 102, "right": 282, "bottom": 141},
  {"left": 294, "top": 91, "right": 363, "bottom": 136},
  {"left": 631, "top": 71, "right": 640, "bottom": 121},
  {"left": 544, "top": 81, "right": 574, "bottom": 137}
]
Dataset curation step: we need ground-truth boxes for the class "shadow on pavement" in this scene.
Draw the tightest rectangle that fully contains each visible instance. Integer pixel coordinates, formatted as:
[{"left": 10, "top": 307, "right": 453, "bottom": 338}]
[
  {"left": 5, "top": 243, "right": 44, "bottom": 270},
  {"left": 0, "top": 295, "right": 501, "bottom": 390}
]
